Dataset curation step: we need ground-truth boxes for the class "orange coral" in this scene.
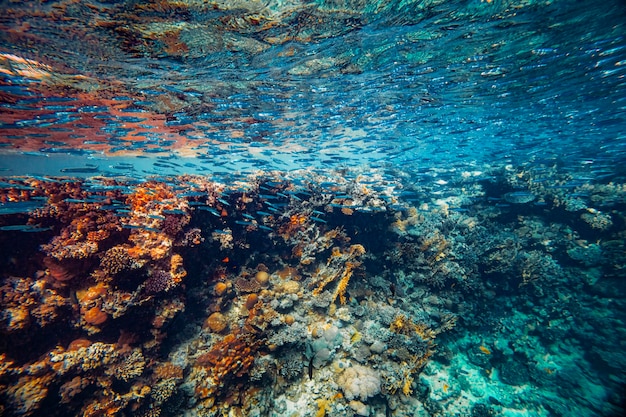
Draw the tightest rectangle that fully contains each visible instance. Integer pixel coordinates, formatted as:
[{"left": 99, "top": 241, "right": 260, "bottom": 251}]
[
  {"left": 128, "top": 182, "right": 176, "bottom": 213},
  {"left": 214, "top": 281, "right": 229, "bottom": 296},
  {"left": 169, "top": 253, "right": 186, "bottom": 287},
  {"left": 333, "top": 261, "right": 356, "bottom": 305},
  {"left": 154, "top": 362, "right": 184, "bottom": 380},
  {"left": 67, "top": 338, "right": 92, "bottom": 351},
  {"left": 245, "top": 293, "right": 259, "bottom": 310},
  {"left": 204, "top": 312, "right": 228, "bottom": 333},
  {"left": 278, "top": 213, "right": 308, "bottom": 239},
  {"left": 194, "top": 331, "right": 261, "bottom": 398},
  {"left": 76, "top": 282, "right": 108, "bottom": 303},
  {"left": 83, "top": 306, "right": 108, "bottom": 326}
]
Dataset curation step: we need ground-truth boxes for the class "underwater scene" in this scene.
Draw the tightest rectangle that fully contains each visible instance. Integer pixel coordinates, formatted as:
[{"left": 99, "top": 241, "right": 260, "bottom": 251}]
[{"left": 1, "top": 0, "right": 626, "bottom": 416}]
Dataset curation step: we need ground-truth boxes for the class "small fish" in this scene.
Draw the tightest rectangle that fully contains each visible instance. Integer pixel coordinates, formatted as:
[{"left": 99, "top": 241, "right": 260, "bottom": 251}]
[
  {"left": 163, "top": 209, "right": 186, "bottom": 215},
  {"left": 234, "top": 220, "right": 256, "bottom": 226},
  {"left": 0, "top": 201, "right": 45, "bottom": 215},
  {"left": 147, "top": 214, "right": 166, "bottom": 220},
  {"left": 121, "top": 224, "right": 160, "bottom": 232},
  {"left": 259, "top": 194, "right": 279, "bottom": 200},
  {"left": 0, "top": 224, "right": 51, "bottom": 232},
  {"left": 503, "top": 191, "right": 535, "bottom": 204},
  {"left": 60, "top": 166, "right": 99, "bottom": 173},
  {"left": 197, "top": 206, "right": 221, "bottom": 217},
  {"left": 180, "top": 191, "right": 207, "bottom": 198},
  {"left": 0, "top": 182, "right": 34, "bottom": 190},
  {"left": 308, "top": 356, "right": 314, "bottom": 380}
]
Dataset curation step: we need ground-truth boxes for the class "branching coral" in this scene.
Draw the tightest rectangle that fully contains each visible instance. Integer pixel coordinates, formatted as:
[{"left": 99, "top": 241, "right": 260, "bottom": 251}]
[
  {"left": 312, "top": 244, "right": 366, "bottom": 307},
  {"left": 384, "top": 314, "right": 437, "bottom": 395}
]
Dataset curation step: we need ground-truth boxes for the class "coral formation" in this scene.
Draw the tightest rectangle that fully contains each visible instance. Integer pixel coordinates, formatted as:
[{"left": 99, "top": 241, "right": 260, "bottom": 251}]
[
  {"left": 0, "top": 168, "right": 624, "bottom": 417},
  {"left": 338, "top": 364, "right": 381, "bottom": 401}
]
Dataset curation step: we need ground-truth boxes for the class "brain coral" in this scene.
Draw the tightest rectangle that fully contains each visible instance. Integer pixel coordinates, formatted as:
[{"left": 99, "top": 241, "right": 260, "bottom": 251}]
[{"left": 338, "top": 364, "right": 381, "bottom": 401}]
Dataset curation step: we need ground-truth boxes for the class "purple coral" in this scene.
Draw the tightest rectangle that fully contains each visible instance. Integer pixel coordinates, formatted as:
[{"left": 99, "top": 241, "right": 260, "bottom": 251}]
[{"left": 145, "top": 270, "right": 171, "bottom": 294}]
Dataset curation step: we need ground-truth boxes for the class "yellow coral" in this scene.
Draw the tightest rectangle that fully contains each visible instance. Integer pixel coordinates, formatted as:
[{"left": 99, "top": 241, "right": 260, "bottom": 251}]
[
  {"left": 402, "top": 374, "right": 413, "bottom": 396},
  {"left": 312, "top": 244, "right": 366, "bottom": 306},
  {"left": 332, "top": 262, "right": 354, "bottom": 305},
  {"left": 315, "top": 399, "right": 328, "bottom": 417},
  {"left": 169, "top": 253, "right": 187, "bottom": 286}
]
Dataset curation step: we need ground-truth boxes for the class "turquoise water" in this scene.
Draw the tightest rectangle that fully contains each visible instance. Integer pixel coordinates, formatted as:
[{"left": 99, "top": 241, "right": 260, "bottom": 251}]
[{"left": 0, "top": 1, "right": 625, "bottom": 416}]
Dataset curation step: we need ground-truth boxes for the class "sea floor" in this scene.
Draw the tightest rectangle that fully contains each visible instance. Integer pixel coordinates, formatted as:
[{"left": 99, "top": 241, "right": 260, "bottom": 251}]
[{"left": 0, "top": 165, "right": 624, "bottom": 416}]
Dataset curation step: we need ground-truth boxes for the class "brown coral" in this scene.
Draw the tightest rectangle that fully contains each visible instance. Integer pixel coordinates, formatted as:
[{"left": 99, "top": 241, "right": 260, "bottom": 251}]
[
  {"left": 154, "top": 362, "right": 184, "bottom": 380},
  {"left": 234, "top": 277, "right": 261, "bottom": 293},
  {"left": 312, "top": 244, "right": 366, "bottom": 306},
  {"left": 194, "top": 331, "right": 261, "bottom": 398},
  {"left": 204, "top": 312, "right": 228, "bottom": 333},
  {"left": 99, "top": 246, "right": 141, "bottom": 277},
  {"left": 0, "top": 276, "right": 68, "bottom": 331}
]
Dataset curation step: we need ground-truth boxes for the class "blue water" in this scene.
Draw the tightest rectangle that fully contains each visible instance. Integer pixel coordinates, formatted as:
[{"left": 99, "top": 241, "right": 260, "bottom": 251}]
[
  {"left": 0, "top": 0, "right": 624, "bottom": 178},
  {"left": 1, "top": 0, "right": 625, "bottom": 416}
]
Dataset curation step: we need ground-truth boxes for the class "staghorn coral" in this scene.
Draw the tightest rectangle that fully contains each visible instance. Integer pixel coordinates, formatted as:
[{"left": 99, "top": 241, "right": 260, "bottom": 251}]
[
  {"left": 212, "top": 227, "right": 234, "bottom": 250},
  {"left": 149, "top": 362, "right": 184, "bottom": 406},
  {"left": 49, "top": 342, "right": 118, "bottom": 375},
  {"left": 581, "top": 209, "right": 613, "bottom": 230},
  {"left": 42, "top": 238, "right": 99, "bottom": 261},
  {"left": 39, "top": 207, "right": 123, "bottom": 261}
]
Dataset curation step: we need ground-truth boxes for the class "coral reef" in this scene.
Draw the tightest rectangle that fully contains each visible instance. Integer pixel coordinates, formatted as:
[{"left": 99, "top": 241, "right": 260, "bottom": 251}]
[{"left": 0, "top": 167, "right": 624, "bottom": 417}]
